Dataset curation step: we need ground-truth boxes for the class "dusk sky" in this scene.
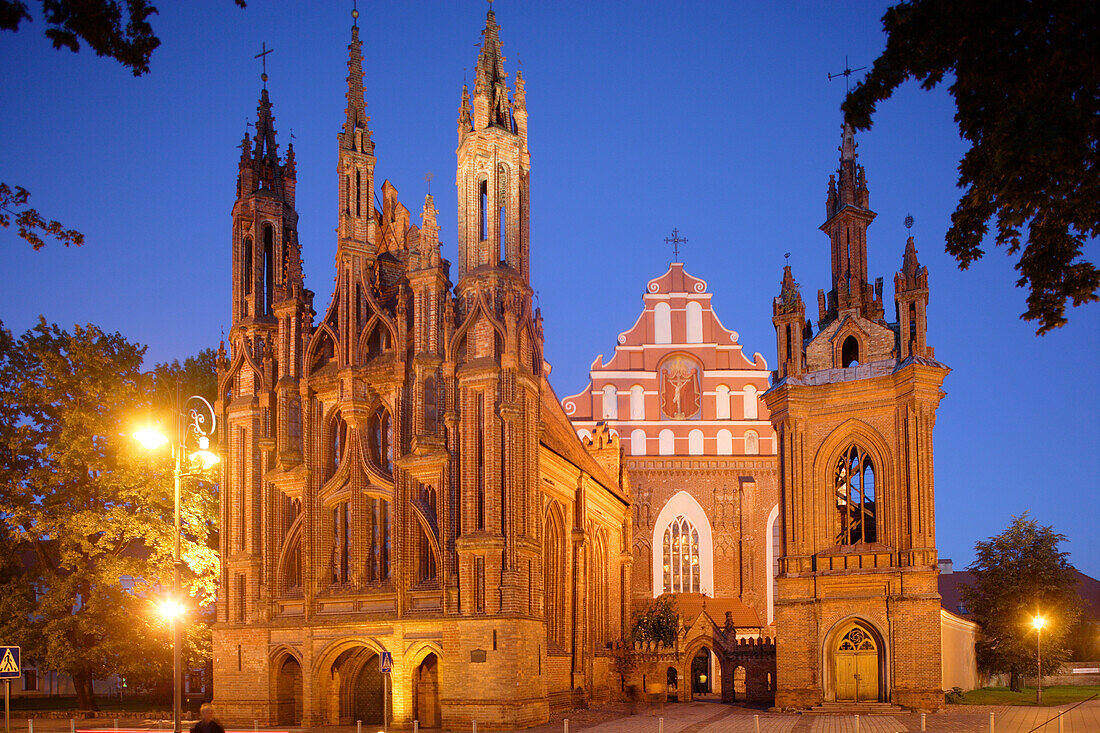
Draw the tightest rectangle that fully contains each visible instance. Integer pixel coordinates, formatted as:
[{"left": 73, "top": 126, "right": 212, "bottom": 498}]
[{"left": 1, "top": 1, "right": 1096, "bottom": 579}]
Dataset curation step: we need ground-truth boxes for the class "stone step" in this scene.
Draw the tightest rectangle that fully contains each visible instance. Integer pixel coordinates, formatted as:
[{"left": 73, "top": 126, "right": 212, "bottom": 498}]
[{"left": 805, "top": 702, "right": 906, "bottom": 715}]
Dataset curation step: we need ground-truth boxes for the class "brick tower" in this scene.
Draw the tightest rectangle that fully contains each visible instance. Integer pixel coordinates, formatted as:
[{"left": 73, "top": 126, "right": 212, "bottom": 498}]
[{"left": 764, "top": 124, "right": 949, "bottom": 710}]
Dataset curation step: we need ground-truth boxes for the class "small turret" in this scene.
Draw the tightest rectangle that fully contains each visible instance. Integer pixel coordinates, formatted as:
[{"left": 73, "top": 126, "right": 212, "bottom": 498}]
[
  {"left": 894, "top": 236, "right": 932, "bottom": 359},
  {"left": 773, "top": 265, "right": 806, "bottom": 379}
]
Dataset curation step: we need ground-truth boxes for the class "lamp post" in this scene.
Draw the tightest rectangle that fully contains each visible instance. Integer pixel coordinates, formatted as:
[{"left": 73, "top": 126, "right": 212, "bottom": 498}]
[
  {"left": 135, "top": 395, "right": 218, "bottom": 733},
  {"left": 1032, "top": 614, "right": 1045, "bottom": 705}
]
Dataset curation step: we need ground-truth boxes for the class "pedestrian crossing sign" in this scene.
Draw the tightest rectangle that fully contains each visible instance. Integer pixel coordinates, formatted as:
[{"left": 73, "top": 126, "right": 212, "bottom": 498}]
[
  {"left": 379, "top": 650, "right": 393, "bottom": 674},
  {"left": 0, "top": 646, "right": 19, "bottom": 679}
]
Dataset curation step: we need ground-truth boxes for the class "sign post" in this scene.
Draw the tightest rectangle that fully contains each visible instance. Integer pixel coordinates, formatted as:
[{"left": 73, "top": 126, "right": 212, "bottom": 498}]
[
  {"left": 0, "top": 646, "right": 21, "bottom": 733},
  {"left": 379, "top": 651, "right": 393, "bottom": 733}
]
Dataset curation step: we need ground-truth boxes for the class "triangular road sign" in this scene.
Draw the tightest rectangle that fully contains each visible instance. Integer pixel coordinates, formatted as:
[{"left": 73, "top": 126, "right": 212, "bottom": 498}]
[{"left": 0, "top": 648, "right": 18, "bottom": 675}]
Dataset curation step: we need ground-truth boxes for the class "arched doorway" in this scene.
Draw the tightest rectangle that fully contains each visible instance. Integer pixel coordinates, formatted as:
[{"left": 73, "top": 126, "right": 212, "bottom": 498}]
[
  {"left": 275, "top": 655, "right": 302, "bottom": 726},
  {"left": 666, "top": 667, "right": 678, "bottom": 701},
  {"left": 691, "top": 648, "right": 711, "bottom": 694},
  {"left": 413, "top": 654, "right": 440, "bottom": 728},
  {"left": 332, "top": 647, "right": 391, "bottom": 725},
  {"left": 832, "top": 623, "right": 880, "bottom": 702}
]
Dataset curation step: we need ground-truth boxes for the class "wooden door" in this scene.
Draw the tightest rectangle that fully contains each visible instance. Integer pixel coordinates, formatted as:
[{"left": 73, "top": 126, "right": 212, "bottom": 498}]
[{"left": 834, "top": 626, "right": 878, "bottom": 701}]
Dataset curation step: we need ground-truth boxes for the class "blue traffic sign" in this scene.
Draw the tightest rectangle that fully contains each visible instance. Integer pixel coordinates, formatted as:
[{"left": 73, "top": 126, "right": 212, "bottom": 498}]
[
  {"left": 0, "top": 646, "right": 19, "bottom": 679},
  {"left": 378, "top": 650, "right": 393, "bottom": 674}
]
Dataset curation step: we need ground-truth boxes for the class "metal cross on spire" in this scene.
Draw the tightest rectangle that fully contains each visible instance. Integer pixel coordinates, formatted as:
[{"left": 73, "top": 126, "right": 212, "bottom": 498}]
[
  {"left": 905, "top": 213, "right": 915, "bottom": 233},
  {"left": 255, "top": 41, "right": 274, "bottom": 88},
  {"left": 424, "top": 171, "right": 434, "bottom": 194},
  {"left": 828, "top": 55, "right": 866, "bottom": 94},
  {"left": 665, "top": 228, "right": 688, "bottom": 261}
]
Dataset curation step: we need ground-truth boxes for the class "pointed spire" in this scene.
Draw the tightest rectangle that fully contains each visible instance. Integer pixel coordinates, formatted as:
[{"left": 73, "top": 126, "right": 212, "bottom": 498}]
[
  {"left": 342, "top": 23, "right": 373, "bottom": 153},
  {"left": 473, "top": 5, "right": 512, "bottom": 129},
  {"left": 775, "top": 264, "right": 804, "bottom": 317},
  {"left": 253, "top": 88, "right": 279, "bottom": 163},
  {"left": 458, "top": 82, "right": 472, "bottom": 137},
  {"left": 839, "top": 122, "right": 857, "bottom": 162},
  {"left": 830, "top": 122, "right": 870, "bottom": 216}
]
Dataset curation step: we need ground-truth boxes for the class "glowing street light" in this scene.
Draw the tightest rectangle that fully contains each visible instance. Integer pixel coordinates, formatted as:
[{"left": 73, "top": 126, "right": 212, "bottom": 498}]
[
  {"left": 1033, "top": 614, "right": 1046, "bottom": 705},
  {"left": 134, "top": 393, "right": 218, "bottom": 733}
]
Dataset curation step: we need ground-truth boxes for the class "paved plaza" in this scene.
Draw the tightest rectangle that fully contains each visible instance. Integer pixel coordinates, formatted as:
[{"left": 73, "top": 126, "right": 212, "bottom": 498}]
[{"left": 12, "top": 699, "right": 1100, "bottom": 733}]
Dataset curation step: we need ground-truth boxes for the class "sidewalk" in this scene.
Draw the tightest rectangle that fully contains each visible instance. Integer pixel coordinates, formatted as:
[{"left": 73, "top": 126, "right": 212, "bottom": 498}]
[{"left": 9, "top": 700, "right": 1100, "bottom": 733}]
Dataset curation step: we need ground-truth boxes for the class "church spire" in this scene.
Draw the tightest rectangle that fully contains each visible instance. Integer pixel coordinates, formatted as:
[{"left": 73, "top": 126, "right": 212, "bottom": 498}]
[
  {"left": 253, "top": 88, "right": 279, "bottom": 165},
  {"left": 472, "top": 5, "right": 513, "bottom": 130},
  {"left": 341, "top": 22, "right": 373, "bottom": 154}
]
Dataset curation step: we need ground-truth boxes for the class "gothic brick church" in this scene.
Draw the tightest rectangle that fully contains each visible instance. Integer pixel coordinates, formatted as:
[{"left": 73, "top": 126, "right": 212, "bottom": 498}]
[
  {"left": 213, "top": 10, "right": 632, "bottom": 729},
  {"left": 213, "top": 7, "right": 959, "bottom": 726}
]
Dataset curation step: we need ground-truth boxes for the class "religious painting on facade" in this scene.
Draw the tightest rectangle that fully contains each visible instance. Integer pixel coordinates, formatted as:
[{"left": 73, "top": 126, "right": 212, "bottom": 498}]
[{"left": 660, "top": 355, "right": 701, "bottom": 419}]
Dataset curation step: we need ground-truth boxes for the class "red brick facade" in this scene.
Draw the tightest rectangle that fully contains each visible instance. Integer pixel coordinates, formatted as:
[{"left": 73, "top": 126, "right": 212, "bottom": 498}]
[{"left": 212, "top": 10, "right": 630, "bottom": 728}]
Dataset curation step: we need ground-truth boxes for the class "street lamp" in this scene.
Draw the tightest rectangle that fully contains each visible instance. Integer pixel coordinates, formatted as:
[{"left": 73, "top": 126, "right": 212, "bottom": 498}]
[
  {"left": 135, "top": 395, "right": 219, "bottom": 733},
  {"left": 1033, "top": 614, "right": 1045, "bottom": 705}
]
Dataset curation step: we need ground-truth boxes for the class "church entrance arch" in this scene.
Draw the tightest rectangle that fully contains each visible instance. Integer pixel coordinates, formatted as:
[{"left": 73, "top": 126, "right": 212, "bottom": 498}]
[
  {"left": 690, "top": 647, "right": 711, "bottom": 694},
  {"left": 413, "top": 653, "right": 440, "bottom": 728},
  {"left": 830, "top": 621, "right": 882, "bottom": 702},
  {"left": 330, "top": 646, "right": 391, "bottom": 725},
  {"left": 273, "top": 654, "right": 302, "bottom": 727}
]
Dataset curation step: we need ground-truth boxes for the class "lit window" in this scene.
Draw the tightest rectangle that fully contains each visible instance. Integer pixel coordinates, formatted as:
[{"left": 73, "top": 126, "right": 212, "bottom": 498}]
[
  {"left": 663, "top": 516, "right": 701, "bottom": 593},
  {"left": 835, "top": 445, "right": 876, "bottom": 544}
]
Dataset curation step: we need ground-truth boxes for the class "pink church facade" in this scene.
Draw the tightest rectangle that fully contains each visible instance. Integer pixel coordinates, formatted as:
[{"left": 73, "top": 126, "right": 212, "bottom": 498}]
[{"left": 563, "top": 263, "right": 781, "bottom": 633}]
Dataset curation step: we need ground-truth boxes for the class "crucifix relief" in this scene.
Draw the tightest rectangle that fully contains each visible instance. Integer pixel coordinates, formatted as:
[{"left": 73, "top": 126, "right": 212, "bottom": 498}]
[{"left": 660, "top": 356, "right": 701, "bottom": 420}]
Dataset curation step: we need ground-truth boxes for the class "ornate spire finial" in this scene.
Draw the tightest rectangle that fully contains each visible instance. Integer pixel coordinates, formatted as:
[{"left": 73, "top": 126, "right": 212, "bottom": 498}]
[
  {"left": 424, "top": 171, "right": 434, "bottom": 195},
  {"left": 255, "top": 41, "right": 274, "bottom": 89},
  {"left": 664, "top": 228, "right": 688, "bottom": 261},
  {"left": 351, "top": 0, "right": 359, "bottom": 27},
  {"left": 828, "top": 55, "right": 866, "bottom": 94}
]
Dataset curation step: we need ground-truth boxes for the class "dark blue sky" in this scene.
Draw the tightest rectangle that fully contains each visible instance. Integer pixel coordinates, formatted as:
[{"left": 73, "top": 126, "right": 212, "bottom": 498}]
[{"left": 1, "top": 1, "right": 1096, "bottom": 578}]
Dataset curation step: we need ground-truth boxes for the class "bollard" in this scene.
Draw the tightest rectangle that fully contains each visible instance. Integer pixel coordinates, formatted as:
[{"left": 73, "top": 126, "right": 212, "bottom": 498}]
[
  {"left": 70, "top": 720, "right": 75, "bottom": 733},
  {"left": 414, "top": 722, "right": 418, "bottom": 733},
  {"left": 754, "top": 714, "right": 759, "bottom": 733},
  {"left": 357, "top": 721, "right": 362, "bottom": 733},
  {"left": 254, "top": 721, "right": 258, "bottom": 732},
  {"left": 659, "top": 717, "right": 664, "bottom": 733},
  {"left": 854, "top": 714, "right": 860, "bottom": 733},
  {"left": 921, "top": 712, "right": 926, "bottom": 731},
  {"left": 472, "top": 720, "right": 477, "bottom": 733},
  {"left": 564, "top": 719, "right": 569, "bottom": 733},
  {"left": 113, "top": 721, "right": 118, "bottom": 733},
  {"left": 989, "top": 711, "right": 995, "bottom": 733},
  {"left": 27, "top": 720, "right": 32, "bottom": 733},
  {"left": 1058, "top": 711, "right": 1064, "bottom": 733}
]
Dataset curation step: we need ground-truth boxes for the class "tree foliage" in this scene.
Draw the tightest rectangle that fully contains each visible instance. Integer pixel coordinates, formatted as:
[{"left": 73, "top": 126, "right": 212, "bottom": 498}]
[
  {"left": 0, "top": 320, "right": 219, "bottom": 709},
  {"left": 961, "top": 513, "right": 1082, "bottom": 689},
  {"left": 0, "top": 183, "right": 84, "bottom": 250},
  {"left": 631, "top": 594, "right": 680, "bottom": 645},
  {"left": 843, "top": 0, "right": 1099, "bottom": 334}
]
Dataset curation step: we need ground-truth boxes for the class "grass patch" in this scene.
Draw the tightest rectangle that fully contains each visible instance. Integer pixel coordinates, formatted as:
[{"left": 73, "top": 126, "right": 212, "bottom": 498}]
[{"left": 951, "top": 685, "right": 1100, "bottom": 706}]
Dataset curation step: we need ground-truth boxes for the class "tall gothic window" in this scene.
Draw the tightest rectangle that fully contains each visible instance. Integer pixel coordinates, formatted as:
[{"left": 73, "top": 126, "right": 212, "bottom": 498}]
[
  {"left": 544, "top": 509, "right": 567, "bottom": 646},
  {"left": 242, "top": 236, "right": 253, "bottom": 297},
  {"left": 368, "top": 408, "right": 393, "bottom": 475},
  {"left": 365, "top": 496, "right": 391, "bottom": 583},
  {"left": 327, "top": 411, "right": 348, "bottom": 481},
  {"left": 418, "top": 484, "right": 438, "bottom": 583},
  {"left": 835, "top": 445, "right": 876, "bottom": 544},
  {"left": 262, "top": 224, "right": 275, "bottom": 316},
  {"left": 663, "top": 515, "right": 700, "bottom": 593},
  {"left": 479, "top": 179, "right": 488, "bottom": 241},
  {"left": 423, "top": 376, "right": 439, "bottom": 433},
  {"left": 331, "top": 501, "right": 351, "bottom": 585}
]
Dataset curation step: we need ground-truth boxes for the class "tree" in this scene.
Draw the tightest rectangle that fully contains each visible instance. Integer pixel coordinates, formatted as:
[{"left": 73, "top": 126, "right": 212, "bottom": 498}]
[
  {"left": 843, "top": 0, "right": 1099, "bottom": 334},
  {"left": 0, "top": 319, "right": 219, "bottom": 709},
  {"left": 2, "top": 0, "right": 246, "bottom": 250},
  {"left": 631, "top": 594, "right": 680, "bottom": 645},
  {"left": 961, "top": 513, "right": 1082, "bottom": 690}
]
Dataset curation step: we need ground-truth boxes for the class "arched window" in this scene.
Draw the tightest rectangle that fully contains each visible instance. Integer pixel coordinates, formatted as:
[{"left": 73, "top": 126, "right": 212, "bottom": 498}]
[
  {"left": 331, "top": 501, "right": 351, "bottom": 585},
  {"left": 716, "top": 429, "right": 733, "bottom": 456},
  {"left": 602, "top": 384, "right": 618, "bottom": 419},
  {"left": 743, "top": 384, "right": 758, "bottom": 420},
  {"left": 368, "top": 408, "right": 393, "bottom": 475},
  {"left": 835, "top": 445, "right": 876, "bottom": 544},
  {"left": 686, "top": 301, "right": 703, "bottom": 343},
  {"left": 262, "top": 224, "right": 275, "bottom": 316},
  {"left": 630, "top": 385, "right": 645, "bottom": 419},
  {"left": 715, "top": 385, "right": 731, "bottom": 419},
  {"left": 651, "top": 491, "right": 714, "bottom": 597},
  {"left": 688, "top": 429, "right": 704, "bottom": 455},
  {"left": 242, "top": 236, "right": 253, "bottom": 297},
  {"left": 842, "top": 335, "right": 860, "bottom": 368},
  {"left": 423, "top": 376, "right": 438, "bottom": 433},
  {"left": 744, "top": 430, "right": 759, "bottom": 455},
  {"left": 478, "top": 179, "right": 488, "bottom": 241},
  {"left": 654, "top": 302, "right": 671, "bottom": 344},
  {"left": 630, "top": 429, "right": 647, "bottom": 456},
  {"left": 544, "top": 509, "right": 567, "bottom": 646},
  {"left": 766, "top": 504, "right": 779, "bottom": 624},
  {"left": 364, "top": 496, "right": 391, "bottom": 583},
  {"left": 663, "top": 516, "right": 701, "bottom": 593},
  {"left": 327, "top": 411, "right": 348, "bottom": 481},
  {"left": 658, "top": 429, "right": 675, "bottom": 456},
  {"left": 418, "top": 484, "right": 438, "bottom": 583}
]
